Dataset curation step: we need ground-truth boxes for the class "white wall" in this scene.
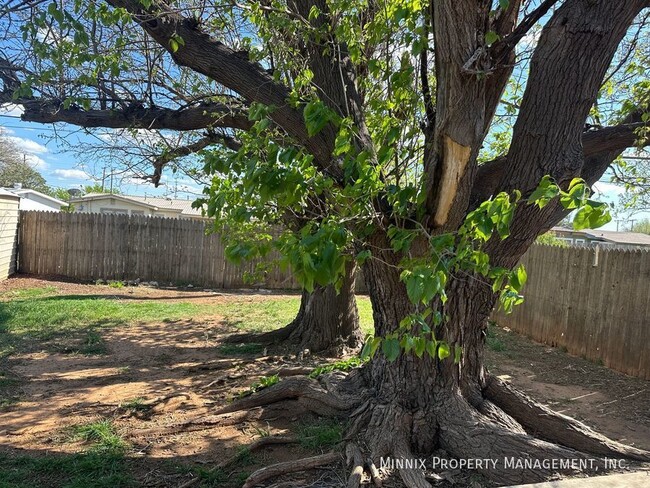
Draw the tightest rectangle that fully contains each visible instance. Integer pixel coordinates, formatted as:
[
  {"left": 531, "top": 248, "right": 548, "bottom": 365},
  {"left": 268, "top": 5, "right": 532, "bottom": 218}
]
[
  {"left": 75, "top": 197, "right": 156, "bottom": 216},
  {"left": 0, "top": 196, "right": 20, "bottom": 279}
]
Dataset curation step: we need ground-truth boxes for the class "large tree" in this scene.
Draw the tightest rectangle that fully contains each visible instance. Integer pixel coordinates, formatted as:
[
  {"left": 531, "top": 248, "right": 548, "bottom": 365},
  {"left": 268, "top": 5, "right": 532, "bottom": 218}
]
[{"left": 2, "top": 0, "right": 650, "bottom": 485}]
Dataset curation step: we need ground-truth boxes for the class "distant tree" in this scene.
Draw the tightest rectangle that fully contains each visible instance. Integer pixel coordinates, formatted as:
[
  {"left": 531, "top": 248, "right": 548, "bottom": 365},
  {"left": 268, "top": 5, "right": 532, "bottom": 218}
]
[
  {"left": 612, "top": 155, "right": 650, "bottom": 211},
  {"left": 82, "top": 183, "right": 121, "bottom": 195},
  {"left": 0, "top": 134, "right": 49, "bottom": 193},
  {"left": 536, "top": 231, "right": 569, "bottom": 247},
  {"left": 630, "top": 218, "right": 650, "bottom": 234}
]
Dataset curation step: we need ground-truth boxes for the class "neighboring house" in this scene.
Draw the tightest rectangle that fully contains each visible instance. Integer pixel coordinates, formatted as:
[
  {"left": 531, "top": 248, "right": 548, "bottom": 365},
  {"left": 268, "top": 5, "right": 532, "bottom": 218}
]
[
  {"left": 0, "top": 189, "right": 20, "bottom": 279},
  {"left": 69, "top": 193, "right": 206, "bottom": 219},
  {"left": 551, "top": 226, "right": 650, "bottom": 249},
  {"left": 1, "top": 185, "right": 68, "bottom": 212}
]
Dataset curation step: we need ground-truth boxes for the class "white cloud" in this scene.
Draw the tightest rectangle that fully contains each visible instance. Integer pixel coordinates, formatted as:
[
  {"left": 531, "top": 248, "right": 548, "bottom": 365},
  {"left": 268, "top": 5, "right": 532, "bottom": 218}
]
[
  {"left": 5, "top": 135, "right": 48, "bottom": 154},
  {"left": 24, "top": 154, "right": 48, "bottom": 170},
  {"left": 52, "top": 168, "right": 91, "bottom": 180},
  {"left": 0, "top": 103, "right": 24, "bottom": 118}
]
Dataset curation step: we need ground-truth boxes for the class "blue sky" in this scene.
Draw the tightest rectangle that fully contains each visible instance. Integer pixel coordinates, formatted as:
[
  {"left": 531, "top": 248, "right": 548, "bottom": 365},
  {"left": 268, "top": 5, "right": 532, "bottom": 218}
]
[{"left": 0, "top": 103, "right": 203, "bottom": 200}]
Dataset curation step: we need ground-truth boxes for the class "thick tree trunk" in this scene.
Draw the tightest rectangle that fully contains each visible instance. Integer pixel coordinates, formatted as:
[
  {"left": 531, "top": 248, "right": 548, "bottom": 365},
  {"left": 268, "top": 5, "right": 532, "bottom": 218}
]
[
  {"left": 225, "top": 262, "right": 362, "bottom": 354},
  {"left": 353, "top": 231, "right": 650, "bottom": 487}
]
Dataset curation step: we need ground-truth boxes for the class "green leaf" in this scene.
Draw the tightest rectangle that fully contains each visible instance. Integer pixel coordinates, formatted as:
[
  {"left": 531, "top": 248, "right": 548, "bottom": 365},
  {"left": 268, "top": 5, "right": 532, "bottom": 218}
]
[
  {"left": 485, "top": 31, "right": 499, "bottom": 46},
  {"left": 360, "top": 336, "right": 382, "bottom": 359},
  {"left": 303, "top": 100, "right": 334, "bottom": 137},
  {"left": 169, "top": 38, "right": 179, "bottom": 53},
  {"left": 382, "top": 338, "right": 401, "bottom": 362},
  {"left": 437, "top": 342, "right": 451, "bottom": 360},
  {"left": 573, "top": 202, "right": 612, "bottom": 230},
  {"left": 413, "top": 337, "right": 426, "bottom": 358},
  {"left": 499, "top": 0, "right": 510, "bottom": 8},
  {"left": 425, "top": 340, "right": 437, "bottom": 359},
  {"left": 509, "top": 265, "right": 527, "bottom": 292}
]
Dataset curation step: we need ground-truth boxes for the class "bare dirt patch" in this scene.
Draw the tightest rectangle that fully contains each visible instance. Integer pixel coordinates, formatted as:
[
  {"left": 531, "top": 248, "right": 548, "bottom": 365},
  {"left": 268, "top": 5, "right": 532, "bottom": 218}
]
[{"left": 0, "top": 275, "right": 648, "bottom": 487}]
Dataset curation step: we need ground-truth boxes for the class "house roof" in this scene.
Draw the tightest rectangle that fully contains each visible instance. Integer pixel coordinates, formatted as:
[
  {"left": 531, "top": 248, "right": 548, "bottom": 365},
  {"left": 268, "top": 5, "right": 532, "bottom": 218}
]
[
  {"left": 552, "top": 226, "right": 650, "bottom": 246},
  {"left": 1, "top": 187, "right": 67, "bottom": 206},
  {"left": 0, "top": 188, "right": 20, "bottom": 199},
  {"left": 70, "top": 193, "right": 204, "bottom": 217},
  {"left": 581, "top": 229, "right": 650, "bottom": 246}
]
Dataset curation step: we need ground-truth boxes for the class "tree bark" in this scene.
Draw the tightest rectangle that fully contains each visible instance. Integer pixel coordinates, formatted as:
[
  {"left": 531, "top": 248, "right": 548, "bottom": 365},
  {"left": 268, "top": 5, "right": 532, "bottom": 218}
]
[
  {"left": 226, "top": 262, "right": 362, "bottom": 354},
  {"left": 353, "top": 229, "right": 649, "bottom": 487}
]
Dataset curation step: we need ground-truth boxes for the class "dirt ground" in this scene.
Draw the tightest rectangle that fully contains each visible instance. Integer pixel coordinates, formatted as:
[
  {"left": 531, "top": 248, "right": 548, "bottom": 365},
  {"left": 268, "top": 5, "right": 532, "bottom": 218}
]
[{"left": 0, "top": 276, "right": 649, "bottom": 487}]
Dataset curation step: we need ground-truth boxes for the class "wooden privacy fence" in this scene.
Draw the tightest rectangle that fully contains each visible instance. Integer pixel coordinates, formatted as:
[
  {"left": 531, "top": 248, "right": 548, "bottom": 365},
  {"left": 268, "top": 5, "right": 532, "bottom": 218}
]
[
  {"left": 17, "top": 211, "right": 306, "bottom": 290},
  {"left": 494, "top": 244, "right": 650, "bottom": 380},
  {"left": 15, "top": 211, "right": 650, "bottom": 379}
]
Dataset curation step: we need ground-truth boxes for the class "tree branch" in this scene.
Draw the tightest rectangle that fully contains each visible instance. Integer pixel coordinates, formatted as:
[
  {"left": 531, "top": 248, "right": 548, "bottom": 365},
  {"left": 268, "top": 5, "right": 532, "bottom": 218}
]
[
  {"left": 492, "top": 0, "right": 560, "bottom": 58},
  {"left": 471, "top": 114, "right": 650, "bottom": 205},
  {"left": 149, "top": 132, "right": 241, "bottom": 186},
  {"left": 104, "top": 0, "right": 342, "bottom": 181},
  {"left": 16, "top": 99, "right": 253, "bottom": 131}
]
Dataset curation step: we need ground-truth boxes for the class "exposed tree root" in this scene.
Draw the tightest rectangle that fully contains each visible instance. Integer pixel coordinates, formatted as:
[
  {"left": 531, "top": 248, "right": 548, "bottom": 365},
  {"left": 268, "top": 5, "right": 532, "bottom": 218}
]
[
  {"left": 215, "top": 376, "right": 364, "bottom": 417},
  {"left": 346, "top": 442, "right": 364, "bottom": 488},
  {"left": 156, "top": 369, "right": 649, "bottom": 488},
  {"left": 393, "top": 434, "right": 433, "bottom": 488},
  {"left": 129, "top": 408, "right": 265, "bottom": 438},
  {"left": 178, "top": 436, "right": 299, "bottom": 488},
  {"left": 184, "top": 355, "right": 281, "bottom": 373},
  {"left": 484, "top": 375, "right": 650, "bottom": 461},
  {"left": 221, "top": 322, "right": 298, "bottom": 346},
  {"left": 241, "top": 451, "right": 341, "bottom": 488},
  {"left": 365, "top": 458, "right": 383, "bottom": 487}
]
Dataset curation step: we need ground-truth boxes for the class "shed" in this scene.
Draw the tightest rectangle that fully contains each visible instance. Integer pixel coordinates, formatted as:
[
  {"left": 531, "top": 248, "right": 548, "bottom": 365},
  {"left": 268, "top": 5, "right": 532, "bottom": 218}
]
[{"left": 0, "top": 189, "right": 20, "bottom": 279}]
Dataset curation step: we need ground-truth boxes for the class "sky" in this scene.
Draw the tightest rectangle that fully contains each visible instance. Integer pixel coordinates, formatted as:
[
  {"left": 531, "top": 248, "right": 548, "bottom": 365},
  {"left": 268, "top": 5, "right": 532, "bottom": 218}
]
[{"left": 0, "top": 103, "right": 204, "bottom": 200}]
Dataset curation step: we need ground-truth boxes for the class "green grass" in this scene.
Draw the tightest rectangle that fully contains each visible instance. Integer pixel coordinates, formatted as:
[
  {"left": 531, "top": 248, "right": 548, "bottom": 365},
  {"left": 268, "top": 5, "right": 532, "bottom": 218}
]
[
  {"left": 0, "top": 294, "right": 213, "bottom": 358},
  {"left": 216, "top": 296, "right": 374, "bottom": 335},
  {"left": 218, "top": 342, "right": 265, "bottom": 356},
  {"left": 486, "top": 325, "right": 507, "bottom": 352},
  {"left": 0, "top": 287, "right": 373, "bottom": 358},
  {"left": 0, "top": 286, "right": 57, "bottom": 300},
  {"left": 67, "top": 420, "right": 127, "bottom": 453},
  {"left": 297, "top": 419, "right": 343, "bottom": 450},
  {"left": 0, "top": 451, "right": 135, "bottom": 488},
  {"left": 119, "top": 397, "right": 149, "bottom": 412}
]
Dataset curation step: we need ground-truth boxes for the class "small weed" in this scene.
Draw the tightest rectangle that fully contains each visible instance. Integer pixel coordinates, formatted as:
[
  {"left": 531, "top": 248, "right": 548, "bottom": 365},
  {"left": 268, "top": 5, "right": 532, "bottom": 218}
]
[
  {"left": 68, "top": 420, "right": 127, "bottom": 453},
  {"left": 117, "top": 366, "right": 131, "bottom": 374},
  {"left": 486, "top": 327, "right": 506, "bottom": 352},
  {"left": 309, "top": 357, "right": 364, "bottom": 378},
  {"left": 297, "top": 419, "right": 343, "bottom": 450},
  {"left": 120, "top": 397, "right": 150, "bottom": 412},
  {"left": 194, "top": 466, "right": 227, "bottom": 486},
  {"left": 238, "top": 375, "right": 279, "bottom": 398},
  {"left": 108, "top": 281, "right": 124, "bottom": 288},
  {"left": 218, "top": 343, "right": 264, "bottom": 356},
  {"left": 234, "top": 471, "right": 251, "bottom": 486},
  {"left": 58, "top": 329, "right": 108, "bottom": 355},
  {"left": 252, "top": 425, "right": 271, "bottom": 438}
]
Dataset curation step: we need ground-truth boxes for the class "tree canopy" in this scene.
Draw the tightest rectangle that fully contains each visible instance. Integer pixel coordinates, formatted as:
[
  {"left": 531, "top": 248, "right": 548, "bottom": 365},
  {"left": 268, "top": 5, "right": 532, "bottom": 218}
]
[
  {"left": 1, "top": 1, "right": 649, "bottom": 485},
  {"left": 0, "top": 132, "right": 50, "bottom": 192}
]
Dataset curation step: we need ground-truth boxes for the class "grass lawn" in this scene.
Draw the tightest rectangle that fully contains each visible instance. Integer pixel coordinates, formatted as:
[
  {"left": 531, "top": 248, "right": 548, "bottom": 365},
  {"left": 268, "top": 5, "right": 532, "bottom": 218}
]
[
  {"left": 0, "top": 287, "right": 374, "bottom": 359},
  {"left": 0, "top": 283, "right": 374, "bottom": 487}
]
